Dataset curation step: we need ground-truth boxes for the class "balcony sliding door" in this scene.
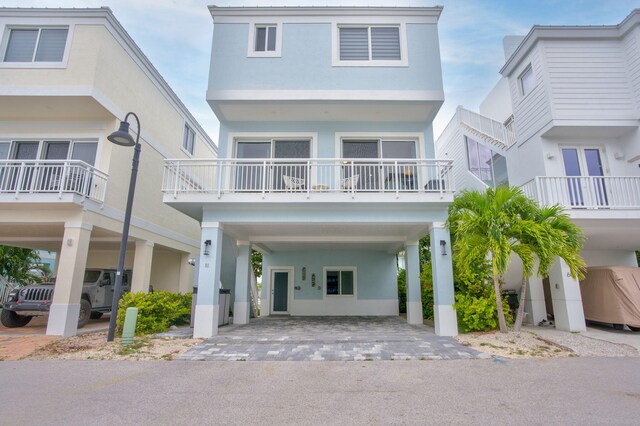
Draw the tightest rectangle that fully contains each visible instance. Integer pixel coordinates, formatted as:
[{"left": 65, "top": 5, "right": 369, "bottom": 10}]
[
  {"left": 342, "top": 140, "right": 379, "bottom": 190},
  {"left": 272, "top": 140, "right": 310, "bottom": 191},
  {"left": 236, "top": 142, "right": 271, "bottom": 191},
  {"left": 561, "top": 147, "right": 607, "bottom": 207}
]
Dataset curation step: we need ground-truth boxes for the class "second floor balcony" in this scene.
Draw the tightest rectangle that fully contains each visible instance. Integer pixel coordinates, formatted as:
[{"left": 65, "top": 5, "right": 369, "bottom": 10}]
[
  {"left": 0, "top": 160, "right": 108, "bottom": 203},
  {"left": 163, "top": 158, "right": 454, "bottom": 205}
]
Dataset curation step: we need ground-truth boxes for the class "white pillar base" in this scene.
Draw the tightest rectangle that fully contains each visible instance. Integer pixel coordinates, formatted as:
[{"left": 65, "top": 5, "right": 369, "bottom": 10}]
[
  {"left": 406, "top": 301, "right": 423, "bottom": 325},
  {"left": 193, "top": 304, "right": 219, "bottom": 338},
  {"left": 46, "top": 303, "right": 80, "bottom": 337},
  {"left": 233, "top": 301, "right": 250, "bottom": 325},
  {"left": 260, "top": 297, "right": 269, "bottom": 317},
  {"left": 553, "top": 299, "right": 587, "bottom": 332},
  {"left": 434, "top": 304, "right": 458, "bottom": 336},
  {"left": 524, "top": 278, "right": 547, "bottom": 325}
]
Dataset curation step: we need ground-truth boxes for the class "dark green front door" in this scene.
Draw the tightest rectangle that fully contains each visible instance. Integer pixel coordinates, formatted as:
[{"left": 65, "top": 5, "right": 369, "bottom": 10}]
[{"left": 272, "top": 271, "right": 289, "bottom": 313}]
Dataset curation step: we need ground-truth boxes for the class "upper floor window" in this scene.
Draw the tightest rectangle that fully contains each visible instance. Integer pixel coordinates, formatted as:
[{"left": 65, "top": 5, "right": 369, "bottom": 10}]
[
  {"left": 3, "top": 27, "right": 69, "bottom": 63},
  {"left": 465, "top": 136, "right": 508, "bottom": 188},
  {"left": 248, "top": 23, "right": 281, "bottom": 57},
  {"left": 519, "top": 65, "right": 535, "bottom": 97},
  {"left": 182, "top": 124, "right": 195, "bottom": 155},
  {"left": 2, "top": 140, "right": 97, "bottom": 165},
  {"left": 335, "top": 25, "right": 406, "bottom": 66}
]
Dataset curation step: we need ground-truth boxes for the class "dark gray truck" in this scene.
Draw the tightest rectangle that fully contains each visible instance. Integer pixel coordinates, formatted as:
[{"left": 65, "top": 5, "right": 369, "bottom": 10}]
[{"left": 1, "top": 268, "right": 131, "bottom": 328}]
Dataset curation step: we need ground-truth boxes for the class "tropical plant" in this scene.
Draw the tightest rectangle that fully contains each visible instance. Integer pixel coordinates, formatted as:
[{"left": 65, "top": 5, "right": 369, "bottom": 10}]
[
  {"left": 510, "top": 204, "right": 585, "bottom": 331},
  {"left": 0, "top": 245, "right": 51, "bottom": 284},
  {"left": 116, "top": 291, "right": 192, "bottom": 335},
  {"left": 447, "top": 187, "right": 540, "bottom": 333},
  {"left": 251, "top": 249, "right": 263, "bottom": 278}
]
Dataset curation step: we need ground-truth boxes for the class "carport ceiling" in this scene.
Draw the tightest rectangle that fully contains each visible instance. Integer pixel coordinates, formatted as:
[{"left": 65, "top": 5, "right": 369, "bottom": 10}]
[{"left": 576, "top": 219, "right": 640, "bottom": 251}]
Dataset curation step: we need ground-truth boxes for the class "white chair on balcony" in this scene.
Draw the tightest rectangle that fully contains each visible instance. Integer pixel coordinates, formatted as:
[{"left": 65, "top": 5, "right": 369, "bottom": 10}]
[
  {"left": 340, "top": 174, "right": 359, "bottom": 190},
  {"left": 282, "top": 175, "right": 305, "bottom": 191}
]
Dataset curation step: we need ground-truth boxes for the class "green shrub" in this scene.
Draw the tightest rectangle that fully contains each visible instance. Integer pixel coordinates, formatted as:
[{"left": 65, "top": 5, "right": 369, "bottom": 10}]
[
  {"left": 397, "top": 269, "right": 407, "bottom": 313},
  {"left": 420, "top": 265, "right": 434, "bottom": 320},
  {"left": 454, "top": 292, "right": 512, "bottom": 333},
  {"left": 116, "top": 291, "right": 192, "bottom": 336}
]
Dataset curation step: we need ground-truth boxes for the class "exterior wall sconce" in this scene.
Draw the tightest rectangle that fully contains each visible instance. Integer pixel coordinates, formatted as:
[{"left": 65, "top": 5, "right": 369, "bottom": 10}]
[
  {"left": 204, "top": 240, "right": 212, "bottom": 256},
  {"left": 545, "top": 152, "right": 555, "bottom": 160},
  {"left": 614, "top": 152, "right": 625, "bottom": 160},
  {"left": 440, "top": 240, "right": 447, "bottom": 256},
  {"left": 302, "top": 267, "right": 306, "bottom": 281}
]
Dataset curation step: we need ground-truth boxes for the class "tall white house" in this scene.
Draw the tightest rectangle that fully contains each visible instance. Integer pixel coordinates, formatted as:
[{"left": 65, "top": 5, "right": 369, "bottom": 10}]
[
  {"left": 163, "top": 5, "right": 459, "bottom": 338},
  {"left": 437, "top": 10, "right": 640, "bottom": 332},
  {"left": 0, "top": 8, "right": 216, "bottom": 336}
]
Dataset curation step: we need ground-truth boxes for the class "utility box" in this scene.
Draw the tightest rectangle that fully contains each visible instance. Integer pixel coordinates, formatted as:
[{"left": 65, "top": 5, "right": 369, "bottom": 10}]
[{"left": 219, "top": 288, "right": 231, "bottom": 326}]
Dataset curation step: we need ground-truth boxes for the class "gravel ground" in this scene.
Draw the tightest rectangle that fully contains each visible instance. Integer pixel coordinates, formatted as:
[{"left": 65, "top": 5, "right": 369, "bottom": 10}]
[{"left": 524, "top": 326, "right": 640, "bottom": 357}]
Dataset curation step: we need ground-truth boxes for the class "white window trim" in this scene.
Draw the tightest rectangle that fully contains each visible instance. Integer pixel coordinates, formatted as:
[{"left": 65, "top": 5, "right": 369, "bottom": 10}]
[
  {"left": 335, "top": 132, "right": 426, "bottom": 160},
  {"left": 267, "top": 266, "right": 294, "bottom": 314},
  {"left": 247, "top": 21, "right": 282, "bottom": 58},
  {"left": 332, "top": 23, "right": 408, "bottom": 67},
  {"left": 518, "top": 64, "right": 535, "bottom": 97},
  {"left": 5, "top": 138, "right": 100, "bottom": 166},
  {"left": 323, "top": 266, "right": 357, "bottom": 298},
  {"left": 0, "top": 24, "right": 74, "bottom": 69},
  {"left": 229, "top": 132, "right": 318, "bottom": 158},
  {"left": 182, "top": 124, "right": 195, "bottom": 157}
]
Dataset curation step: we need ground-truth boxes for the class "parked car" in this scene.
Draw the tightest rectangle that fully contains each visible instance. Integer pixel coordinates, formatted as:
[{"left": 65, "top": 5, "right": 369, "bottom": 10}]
[
  {"left": 580, "top": 266, "right": 640, "bottom": 332},
  {"left": 1, "top": 268, "right": 131, "bottom": 328}
]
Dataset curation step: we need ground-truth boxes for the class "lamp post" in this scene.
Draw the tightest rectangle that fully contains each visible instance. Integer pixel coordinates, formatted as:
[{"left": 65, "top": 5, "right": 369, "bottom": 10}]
[{"left": 106, "top": 112, "right": 141, "bottom": 342}]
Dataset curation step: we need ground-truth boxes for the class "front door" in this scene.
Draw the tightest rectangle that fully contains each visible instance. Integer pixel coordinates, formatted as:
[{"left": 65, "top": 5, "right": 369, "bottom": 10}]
[
  {"left": 561, "top": 147, "right": 608, "bottom": 207},
  {"left": 271, "top": 270, "right": 289, "bottom": 314}
]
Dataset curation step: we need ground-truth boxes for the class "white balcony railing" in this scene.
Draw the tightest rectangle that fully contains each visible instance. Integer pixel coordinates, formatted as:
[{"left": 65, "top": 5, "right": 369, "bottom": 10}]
[
  {"left": 163, "top": 158, "right": 454, "bottom": 199},
  {"left": 521, "top": 176, "right": 640, "bottom": 209},
  {"left": 0, "top": 160, "right": 108, "bottom": 203},
  {"left": 457, "top": 107, "right": 516, "bottom": 147}
]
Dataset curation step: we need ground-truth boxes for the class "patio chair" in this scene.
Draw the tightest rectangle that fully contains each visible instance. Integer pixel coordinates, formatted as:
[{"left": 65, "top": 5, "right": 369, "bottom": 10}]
[
  {"left": 282, "top": 175, "right": 305, "bottom": 191},
  {"left": 340, "top": 174, "right": 359, "bottom": 190}
]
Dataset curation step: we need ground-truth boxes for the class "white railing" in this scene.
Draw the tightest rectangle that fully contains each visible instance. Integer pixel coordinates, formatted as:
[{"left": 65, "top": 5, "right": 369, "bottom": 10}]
[
  {"left": 0, "top": 274, "right": 18, "bottom": 304},
  {"left": 163, "top": 158, "right": 454, "bottom": 199},
  {"left": 0, "top": 160, "right": 108, "bottom": 203},
  {"left": 522, "top": 176, "right": 640, "bottom": 209},
  {"left": 457, "top": 106, "right": 516, "bottom": 147}
]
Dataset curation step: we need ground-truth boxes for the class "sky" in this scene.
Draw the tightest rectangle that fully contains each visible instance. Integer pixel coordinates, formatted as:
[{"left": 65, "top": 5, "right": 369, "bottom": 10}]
[{"left": 3, "top": 0, "right": 640, "bottom": 145}]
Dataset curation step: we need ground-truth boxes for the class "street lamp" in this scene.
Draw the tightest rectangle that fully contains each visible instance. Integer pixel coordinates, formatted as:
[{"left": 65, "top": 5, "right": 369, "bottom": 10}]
[{"left": 106, "top": 112, "right": 141, "bottom": 342}]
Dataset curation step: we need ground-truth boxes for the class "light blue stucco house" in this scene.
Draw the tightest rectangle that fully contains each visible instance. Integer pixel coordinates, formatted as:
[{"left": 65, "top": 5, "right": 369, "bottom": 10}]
[{"left": 162, "top": 5, "right": 458, "bottom": 338}]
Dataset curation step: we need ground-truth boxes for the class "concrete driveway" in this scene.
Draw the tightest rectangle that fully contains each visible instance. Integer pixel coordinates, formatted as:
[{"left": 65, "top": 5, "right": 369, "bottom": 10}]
[{"left": 180, "top": 316, "right": 485, "bottom": 361}]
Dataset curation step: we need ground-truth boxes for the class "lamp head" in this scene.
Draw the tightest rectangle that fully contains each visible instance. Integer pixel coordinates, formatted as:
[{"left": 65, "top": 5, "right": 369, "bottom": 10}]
[{"left": 108, "top": 121, "right": 136, "bottom": 147}]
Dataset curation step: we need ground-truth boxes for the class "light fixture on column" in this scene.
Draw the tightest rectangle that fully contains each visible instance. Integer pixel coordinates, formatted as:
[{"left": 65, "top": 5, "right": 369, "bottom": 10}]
[
  {"left": 204, "top": 240, "right": 212, "bottom": 256},
  {"left": 440, "top": 240, "right": 447, "bottom": 256}
]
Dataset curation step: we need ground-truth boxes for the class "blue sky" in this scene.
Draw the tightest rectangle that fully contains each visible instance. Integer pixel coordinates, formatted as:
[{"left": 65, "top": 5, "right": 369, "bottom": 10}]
[{"left": 4, "top": 0, "right": 640, "bottom": 144}]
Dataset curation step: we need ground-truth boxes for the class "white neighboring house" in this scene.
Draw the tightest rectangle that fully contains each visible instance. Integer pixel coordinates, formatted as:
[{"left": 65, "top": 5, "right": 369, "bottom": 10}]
[
  {"left": 0, "top": 8, "right": 216, "bottom": 336},
  {"left": 437, "top": 10, "right": 640, "bottom": 332}
]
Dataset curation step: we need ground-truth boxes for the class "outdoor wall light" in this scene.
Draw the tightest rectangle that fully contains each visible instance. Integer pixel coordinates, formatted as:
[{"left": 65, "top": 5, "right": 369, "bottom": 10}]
[
  {"left": 204, "top": 240, "right": 212, "bottom": 256},
  {"left": 440, "top": 240, "right": 447, "bottom": 256},
  {"left": 187, "top": 258, "right": 196, "bottom": 266}
]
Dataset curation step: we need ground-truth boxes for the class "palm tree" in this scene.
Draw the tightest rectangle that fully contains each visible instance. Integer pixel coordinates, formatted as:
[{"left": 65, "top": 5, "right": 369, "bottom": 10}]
[
  {"left": 448, "top": 186, "right": 539, "bottom": 333},
  {"left": 511, "top": 205, "right": 586, "bottom": 331}
]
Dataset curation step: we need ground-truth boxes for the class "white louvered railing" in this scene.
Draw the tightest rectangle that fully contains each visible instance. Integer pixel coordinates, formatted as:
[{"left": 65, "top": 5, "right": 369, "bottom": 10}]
[
  {"left": 163, "top": 158, "right": 454, "bottom": 199},
  {"left": 457, "top": 106, "right": 516, "bottom": 148},
  {"left": 521, "top": 176, "right": 640, "bottom": 209},
  {"left": 0, "top": 160, "right": 108, "bottom": 203}
]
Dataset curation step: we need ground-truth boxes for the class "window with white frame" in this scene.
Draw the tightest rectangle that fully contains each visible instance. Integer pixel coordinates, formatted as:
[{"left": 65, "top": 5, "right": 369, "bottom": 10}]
[
  {"left": 248, "top": 23, "right": 281, "bottom": 57},
  {"left": 5, "top": 140, "right": 97, "bottom": 164},
  {"left": 3, "top": 27, "right": 69, "bottom": 63},
  {"left": 182, "top": 124, "right": 195, "bottom": 155},
  {"left": 465, "top": 136, "right": 508, "bottom": 188},
  {"left": 339, "top": 25, "right": 401, "bottom": 62},
  {"left": 519, "top": 65, "right": 535, "bottom": 97},
  {"left": 325, "top": 268, "right": 355, "bottom": 296}
]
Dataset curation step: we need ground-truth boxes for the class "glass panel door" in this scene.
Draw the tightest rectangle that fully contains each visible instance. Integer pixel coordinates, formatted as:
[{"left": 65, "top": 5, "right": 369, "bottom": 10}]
[
  {"left": 12, "top": 142, "right": 39, "bottom": 191},
  {"left": 43, "top": 142, "right": 69, "bottom": 191},
  {"left": 71, "top": 142, "right": 97, "bottom": 166},
  {"left": 236, "top": 141, "right": 271, "bottom": 191},
  {"left": 273, "top": 140, "right": 310, "bottom": 191},
  {"left": 343, "top": 140, "right": 379, "bottom": 190},
  {"left": 382, "top": 140, "right": 417, "bottom": 190},
  {"left": 272, "top": 271, "right": 289, "bottom": 313},
  {"left": 561, "top": 148, "right": 584, "bottom": 207},
  {"left": 584, "top": 148, "right": 608, "bottom": 206}
]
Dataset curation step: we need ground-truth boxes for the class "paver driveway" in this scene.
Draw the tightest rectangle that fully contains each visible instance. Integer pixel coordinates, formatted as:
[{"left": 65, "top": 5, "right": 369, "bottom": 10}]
[{"left": 179, "top": 316, "right": 487, "bottom": 361}]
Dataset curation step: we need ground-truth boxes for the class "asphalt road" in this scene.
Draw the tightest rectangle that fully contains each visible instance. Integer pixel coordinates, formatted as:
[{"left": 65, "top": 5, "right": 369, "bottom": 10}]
[{"left": 2, "top": 357, "right": 640, "bottom": 425}]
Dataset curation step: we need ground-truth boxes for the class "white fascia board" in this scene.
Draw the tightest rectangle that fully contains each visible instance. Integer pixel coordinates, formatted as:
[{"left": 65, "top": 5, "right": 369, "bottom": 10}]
[
  {"left": 207, "top": 89, "right": 444, "bottom": 102},
  {"left": 209, "top": 6, "right": 443, "bottom": 22},
  {"left": 500, "top": 10, "right": 640, "bottom": 76},
  {"left": 0, "top": 7, "right": 217, "bottom": 154}
]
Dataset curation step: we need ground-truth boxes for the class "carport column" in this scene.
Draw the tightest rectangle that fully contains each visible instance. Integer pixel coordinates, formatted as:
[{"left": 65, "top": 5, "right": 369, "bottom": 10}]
[
  {"left": 430, "top": 223, "right": 458, "bottom": 336},
  {"left": 548, "top": 259, "right": 586, "bottom": 332},
  {"left": 178, "top": 252, "right": 195, "bottom": 294},
  {"left": 405, "top": 241, "right": 423, "bottom": 325},
  {"left": 46, "top": 222, "right": 92, "bottom": 337},
  {"left": 131, "top": 240, "right": 154, "bottom": 293},
  {"left": 233, "top": 241, "right": 251, "bottom": 325},
  {"left": 524, "top": 276, "right": 547, "bottom": 325},
  {"left": 193, "top": 223, "right": 223, "bottom": 338}
]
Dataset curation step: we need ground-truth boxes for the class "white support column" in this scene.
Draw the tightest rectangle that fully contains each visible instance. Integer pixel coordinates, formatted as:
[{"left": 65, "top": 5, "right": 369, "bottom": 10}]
[
  {"left": 524, "top": 276, "right": 547, "bottom": 325},
  {"left": 430, "top": 223, "right": 458, "bottom": 336},
  {"left": 233, "top": 241, "right": 251, "bottom": 325},
  {"left": 405, "top": 241, "right": 423, "bottom": 325},
  {"left": 178, "top": 252, "right": 195, "bottom": 294},
  {"left": 46, "top": 222, "right": 92, "bottom": 337},
  {"left": 548, "top": 259, "right": 586, "bottom": 332},
  {"left": 131, "top": 240, "right": 154, "bottom": 293},
  {"left": 193, "top": 224, "right": 224, "bottom": 338}
]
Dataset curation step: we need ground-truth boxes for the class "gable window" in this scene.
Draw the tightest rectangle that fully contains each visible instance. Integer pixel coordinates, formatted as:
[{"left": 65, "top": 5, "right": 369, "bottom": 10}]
[
  {"left": 519, "top": 65, "right": 535, "bottom": 97},
  {"left": 3, "top": 28, "right": 69, "bottom": 63},
  {"left": 248, "top": 23, "right": 281, "bottom": 57},
  {"left": 182, "top": 124, "right": 195, "bottom": 155},
  {"left": 325, "top": 268, "right": 355, "bottom": 296},
  {"left": 465, "top": 136, "right": 508, "bottom": 188},
  {"left": 337, "top": 25, "right": 405, "bottom": 66}
]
